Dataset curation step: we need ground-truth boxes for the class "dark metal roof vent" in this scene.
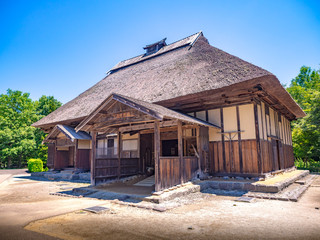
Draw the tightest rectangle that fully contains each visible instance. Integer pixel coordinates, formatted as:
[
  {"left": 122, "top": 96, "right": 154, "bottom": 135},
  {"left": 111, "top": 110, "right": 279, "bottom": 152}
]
[{"left": 143, "top": 38, "right": 167, "bottom": 56}]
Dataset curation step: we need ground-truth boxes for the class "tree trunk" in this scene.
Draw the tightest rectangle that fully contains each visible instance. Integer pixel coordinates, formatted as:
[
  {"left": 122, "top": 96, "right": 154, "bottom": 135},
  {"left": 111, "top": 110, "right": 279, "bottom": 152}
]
[
  {"left": 18, "top": 155, "right": 22, "bottom": 168},
  {"left": 7, "top": 157, "right": 11, "bottom": 169}
]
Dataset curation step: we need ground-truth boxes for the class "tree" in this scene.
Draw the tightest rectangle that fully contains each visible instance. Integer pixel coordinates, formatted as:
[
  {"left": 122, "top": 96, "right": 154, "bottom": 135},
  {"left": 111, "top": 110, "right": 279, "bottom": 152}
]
[
  {"left": 0, "top": 89, "right": 38, "bottom": 168},
  {"left": 287, "top": 66, "right": 320, "bottom": 162},
  {"left": 0, "top": 89, "right": 61, "bottom": 168},
  {"left": 35, "top": 95, "right": 62, "bottom": 117},
  {"left": 34, "top": 95, "right": 62, "bottom": 165}
]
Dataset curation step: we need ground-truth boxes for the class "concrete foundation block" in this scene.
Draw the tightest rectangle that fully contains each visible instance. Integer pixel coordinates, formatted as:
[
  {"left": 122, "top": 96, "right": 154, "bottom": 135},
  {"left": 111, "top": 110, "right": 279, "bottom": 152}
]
[
  {"left": 243, "top": 183, "right": 253, "bottom": 191},
  {"left": 233, "top": 182, "right": 244, "bottom": 190},
  {"left": 209, "top": 181, "right": 220, "bottom": 189},
  {"left": 79, "top": 173, "right": 91, "bottom": 181}
]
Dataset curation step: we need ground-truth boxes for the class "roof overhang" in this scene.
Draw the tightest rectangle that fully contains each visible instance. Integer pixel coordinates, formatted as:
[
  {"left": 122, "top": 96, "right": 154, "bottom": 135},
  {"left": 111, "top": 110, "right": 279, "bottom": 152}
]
[
  {"left": 75, "top": 93, "right": 220, "bottom": 133},
  {"left": 43, "top": 125, "right": 91, "bottom": 144}
]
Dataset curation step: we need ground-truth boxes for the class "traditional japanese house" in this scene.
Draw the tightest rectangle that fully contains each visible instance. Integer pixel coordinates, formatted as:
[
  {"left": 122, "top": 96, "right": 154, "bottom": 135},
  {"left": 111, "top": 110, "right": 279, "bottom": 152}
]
[{"left": 32, "top": 31, "right": 305, "bottom": 191}]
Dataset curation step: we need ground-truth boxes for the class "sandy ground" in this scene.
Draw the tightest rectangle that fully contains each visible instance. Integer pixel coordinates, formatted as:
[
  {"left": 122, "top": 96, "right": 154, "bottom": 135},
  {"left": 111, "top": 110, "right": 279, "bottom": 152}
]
[
  {"left": 1, "top": 170, "right": 320, "bottom": 240},
  {"left": 0, "top": 171, "right": 103, "bottom": 240}
]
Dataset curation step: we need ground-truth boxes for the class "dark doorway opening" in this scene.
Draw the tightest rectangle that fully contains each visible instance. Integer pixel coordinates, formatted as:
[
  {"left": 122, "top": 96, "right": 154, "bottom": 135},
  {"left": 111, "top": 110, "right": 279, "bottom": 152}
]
[
  {"left": 162, "top": 139, "right": 178, "bottom": 156},
  {"left": 140, "top": 133, "right": 154, "bottom": 174},
  {"left": 272, "top": 139, "right": 281, "bottom": 171}
]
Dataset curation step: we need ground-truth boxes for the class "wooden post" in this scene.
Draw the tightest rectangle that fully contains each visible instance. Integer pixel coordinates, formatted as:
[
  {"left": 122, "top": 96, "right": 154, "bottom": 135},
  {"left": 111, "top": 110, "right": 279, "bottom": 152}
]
[
  {"left": 90, "top": 131, "right": 97, "bottom": 186},
  {"left": 74, "top": 140, "right": 78, "bottom": 170},
  {"left": 196, "top": 126, "right": 202, "bottom": 173},
  {"left": 117, "top": 132, "right": 121, "bottom": 179},
  {"left": 154, "top": 121, "right": 161, "bottom": 192},
  {"left": 254, "top": 102, "right": 262, "bottom": 175},
  {"left": 137, "top": 132, "right": 141, "bottom": 173},
  {"left": 220, "top": 108, "right": 226, "bottom": 172},
  {"left": 198, "top": 126, "right": 209, "bottom": 173},
  {"left": 236, "top": 106, "right": 243, "bottom": 173},
  {"left": 53, "top": 140, "right": 57, "bottom": 170},
  {"left": 177, "top": 120, "right": 184, "bottom": 183}
]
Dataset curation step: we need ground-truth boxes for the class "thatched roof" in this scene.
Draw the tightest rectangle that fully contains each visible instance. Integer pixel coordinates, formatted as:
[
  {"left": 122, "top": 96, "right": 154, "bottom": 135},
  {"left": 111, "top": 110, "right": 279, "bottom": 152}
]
[
  {"left": 32, "top": 31, "right": 305, "bottom": 129},
  {"left": 76, "top": 93, "right": 220, "bottom": 132},
  {"left": 43, "top": 124, "right": 91, "bottom": 143}
]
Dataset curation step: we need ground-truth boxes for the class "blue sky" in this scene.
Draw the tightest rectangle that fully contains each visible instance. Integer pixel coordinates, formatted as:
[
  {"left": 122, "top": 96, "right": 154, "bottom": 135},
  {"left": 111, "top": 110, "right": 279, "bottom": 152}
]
[{"left": 0, "top": 0, "right": 319, "bottom": 104}]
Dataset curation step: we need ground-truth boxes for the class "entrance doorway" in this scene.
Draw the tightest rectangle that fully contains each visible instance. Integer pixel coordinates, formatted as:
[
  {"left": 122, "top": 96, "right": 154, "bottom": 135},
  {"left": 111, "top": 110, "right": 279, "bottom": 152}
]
[
  {"left": 272, "top": 139, "right": 281, "bottom": 171},
  {"left": 140, "top": 133, "right": 154, "bottom": 174}
]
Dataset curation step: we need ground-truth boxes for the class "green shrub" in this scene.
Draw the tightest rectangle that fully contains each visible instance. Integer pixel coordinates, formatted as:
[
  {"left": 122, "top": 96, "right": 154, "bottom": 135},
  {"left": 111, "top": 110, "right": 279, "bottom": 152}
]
[
  {"left": 295, "top": 158, "right": 320, "bottom": 173},
  {"left": 27, "top": 158, "right": 43, "bottom": 172}
]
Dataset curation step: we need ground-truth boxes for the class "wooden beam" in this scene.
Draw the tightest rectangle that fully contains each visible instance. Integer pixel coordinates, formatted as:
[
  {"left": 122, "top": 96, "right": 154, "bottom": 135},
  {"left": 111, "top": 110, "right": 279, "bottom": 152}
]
[
  {"left": 90, "top": 131, "right": 97, "bottom": 186},
  {"left": 117, "top": 132, "right": 121, "bottom": 179},
  {"left": 93, "top": 115, "right": 155, "bottom": 129},
  {"left": 113, "top": 94, "right": 163, "bottom": 120},
  {"left": 220, "top": 108, "right": 226, "bottom": 172},
  {"left": 254, "top": 102, "right": 262, "bottom": 174},
  {"left": 53, "top": 141, "right": 57, "bottom": 170},
  {"left": 177, "top": 120, "right": 184, "bottom": 183},
  {"left": 154, "top": 121, "right": 161, "bottom": 191},
  {"left": 74, "top": 139, "right": 78, "bottom": 170},
  {"left": 236, "top": 106, "right": 243, "bottom": 173},
  {"left": 119, "top": 120, "right": 177, "bottom": 132},
  {"left": 196, "top": 126, "right": 202, "bottom": 173},
  {"left": 137, "top": 132, "right": 141, "bottom": 173},
  {"left": 139, "top": 126, "right": 179, "bottom": 135},
  {"left": 76, "top": 97, "right": 113, "bottom": 132},
  {"left": 91, "top": 120, "right": 154, "bottom": 132}
]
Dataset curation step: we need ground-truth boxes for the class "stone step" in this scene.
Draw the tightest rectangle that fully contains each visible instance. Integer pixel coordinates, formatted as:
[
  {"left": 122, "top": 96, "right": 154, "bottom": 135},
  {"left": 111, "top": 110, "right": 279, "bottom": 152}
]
[
  {"left": 245, "top": 174, "right": 317, "bottom": 202},
  {"left": 198, "top": 170, "right": 310, "bottom": 193}
]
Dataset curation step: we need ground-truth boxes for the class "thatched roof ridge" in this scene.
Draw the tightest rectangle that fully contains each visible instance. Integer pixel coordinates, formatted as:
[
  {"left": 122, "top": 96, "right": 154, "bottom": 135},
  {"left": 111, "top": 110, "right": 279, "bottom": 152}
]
[
  {"left": 32, "top": 32, "right": 304, "bottom": 129},
  {"left": 110, "top": 32, "right": 202, "bottom": 72}
]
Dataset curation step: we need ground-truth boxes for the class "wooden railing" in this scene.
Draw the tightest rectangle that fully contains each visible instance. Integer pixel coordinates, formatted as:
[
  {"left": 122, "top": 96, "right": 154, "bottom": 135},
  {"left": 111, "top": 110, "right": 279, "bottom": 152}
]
[
  {"left": 159, "top": 156, "right": 198, "bottom": 190},
  {"left": 94, "top": 157, "right": 139, "bottom": 184}
]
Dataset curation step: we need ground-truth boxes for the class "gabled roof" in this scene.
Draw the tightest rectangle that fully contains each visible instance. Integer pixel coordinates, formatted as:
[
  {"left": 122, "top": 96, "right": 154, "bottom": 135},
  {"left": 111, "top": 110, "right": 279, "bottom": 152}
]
[
  {"left": 43, "top": 124, "right": 91, "bottom": 143},
  {"left": 110, "top": 32, "right": 201, "bottom": 72},
  {"left": 32, "top": 31, "right": 305, "bottom": 129},
  {"left": 76, "top": 93, "right": 220, "bottom": 132}
]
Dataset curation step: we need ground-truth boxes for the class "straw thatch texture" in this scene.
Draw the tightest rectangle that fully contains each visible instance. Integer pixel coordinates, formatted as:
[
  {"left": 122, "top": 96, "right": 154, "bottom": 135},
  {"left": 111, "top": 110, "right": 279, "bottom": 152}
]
[{"left": 32, "top": 33, "right": 304, "bottom": 129}]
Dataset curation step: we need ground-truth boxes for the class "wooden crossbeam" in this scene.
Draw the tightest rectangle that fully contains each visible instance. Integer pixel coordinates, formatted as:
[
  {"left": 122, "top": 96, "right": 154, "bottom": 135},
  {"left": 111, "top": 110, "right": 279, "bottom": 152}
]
[{"left": 118, "top": 120, "right": 177, "bottom": 132}]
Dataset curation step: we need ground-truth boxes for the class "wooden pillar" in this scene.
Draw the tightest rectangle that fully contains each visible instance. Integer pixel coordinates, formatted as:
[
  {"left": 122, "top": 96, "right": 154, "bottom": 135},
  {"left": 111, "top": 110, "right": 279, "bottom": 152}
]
[
  {"left": 196, "top": 126, "right": 202, "bottom": 173},
  {"left": 154, "top": 121, "right": 161, "bottom": 192},
  {"left": 90, "top": 131, "right": 97, "bottom": 186},
  {"left": 254, "top": 103, "right": 262, "bottom": 175},
  {"left": 52, "top": 142, "right": 56, "bottom": 170},
  {"left": 236, "top": 106, "right": 243, "bottom": 173},
  {"left": 74, "top": 139, "right": 78, "bottom": 170},
  {"left": 198, "top": 126, "right": 209, "bottom": 173},
  {"left": 177, "top": 120, "right": 184, "bottom": 183},
  {"left": 117, "top": 132, "right": 121, "bottom": 179},
  {"left": 220, "top": 108, "right": 226, "bottom": 172},
  {"left": 137, "top": 132, "right": 141, "bottom": 173}
]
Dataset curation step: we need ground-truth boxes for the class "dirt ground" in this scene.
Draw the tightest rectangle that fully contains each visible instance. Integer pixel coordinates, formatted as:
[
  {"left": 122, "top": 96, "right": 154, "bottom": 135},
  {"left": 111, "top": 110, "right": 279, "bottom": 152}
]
[{"left": 1, "top": 171, "right": 320, "bottom": 240}]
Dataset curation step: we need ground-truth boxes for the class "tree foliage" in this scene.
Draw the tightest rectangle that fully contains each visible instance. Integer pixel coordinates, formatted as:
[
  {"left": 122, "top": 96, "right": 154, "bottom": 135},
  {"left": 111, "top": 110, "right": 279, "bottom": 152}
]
[
  {"left": 287, "top": 66, "right": 320, "bottom": 162},
  {"left": 0, "top": 89, "right": 61, "bottom": 168}
]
